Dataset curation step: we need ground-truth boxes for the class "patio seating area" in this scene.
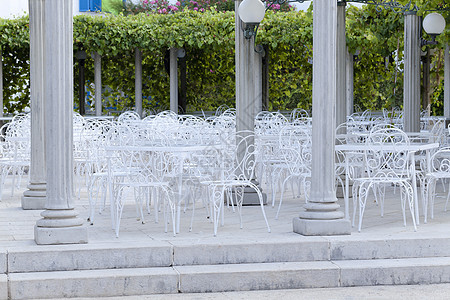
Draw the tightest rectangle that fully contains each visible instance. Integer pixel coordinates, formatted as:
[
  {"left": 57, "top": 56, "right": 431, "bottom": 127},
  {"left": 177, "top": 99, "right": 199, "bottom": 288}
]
[
  {"left": 2, "top": 109, "right": 450, "bottom": 298},
  {"left": 3, "top": 170, "right": 450, "bottom": 298},
  {"left": 1, "top": 108, "right": 449, "bottom": 238}
]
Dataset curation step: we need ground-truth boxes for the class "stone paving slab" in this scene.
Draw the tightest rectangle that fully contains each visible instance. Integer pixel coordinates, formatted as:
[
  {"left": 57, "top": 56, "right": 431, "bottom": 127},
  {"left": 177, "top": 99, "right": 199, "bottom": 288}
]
[
  {"left": 337, "top": 257, "right": 450, "bottom": 286},
  {"left": 330, "top": 237, "right": 450, "bottom": 260},
  {"left": 0, "top": 275, "right": 6, "bottom": 300},
  {"left": 61, "top": 283, "right": 450, "bottom": 300},
  {"left": 7, "top": 241, "right": 173, "bottom": 272},
  {"left": 172, "top": 239, "right": 330, "bottom": 266},
  {"left": 3, "top": 178, "right": 450, "bottom": 247},
  {"left": 176, "top": 261, "right": 340, "bottom": 293},
  {"left": 9, "top": 267, "right": 179, "bottom": 299}
]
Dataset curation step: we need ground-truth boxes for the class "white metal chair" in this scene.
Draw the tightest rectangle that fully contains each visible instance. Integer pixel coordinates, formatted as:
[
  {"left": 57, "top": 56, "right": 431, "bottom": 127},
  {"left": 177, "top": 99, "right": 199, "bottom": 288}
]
[
  {"left": 199, "top": 131, "right": 271, "bottom": 236},
  {"left": 353, "top": 127, "right": 417, "bottom": 232},
  {"left": 424, "top": 147, "right": 450, "bottom": 223}
]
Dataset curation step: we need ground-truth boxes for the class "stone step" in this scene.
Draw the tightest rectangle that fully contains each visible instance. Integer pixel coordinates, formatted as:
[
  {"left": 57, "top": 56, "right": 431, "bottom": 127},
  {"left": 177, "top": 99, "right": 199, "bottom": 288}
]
[
  {"left": 7, "top": 257, "right": 450, "bottom": 299},
  {"left": 6, "top": 236, "right": 450, "bottom": 273}
]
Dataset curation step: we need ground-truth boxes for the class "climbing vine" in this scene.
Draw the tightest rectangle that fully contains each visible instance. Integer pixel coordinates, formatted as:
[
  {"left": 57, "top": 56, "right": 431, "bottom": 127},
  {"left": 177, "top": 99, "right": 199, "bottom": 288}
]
[{"left": 0, "top": 3, "right": 449, "bottom": 114}]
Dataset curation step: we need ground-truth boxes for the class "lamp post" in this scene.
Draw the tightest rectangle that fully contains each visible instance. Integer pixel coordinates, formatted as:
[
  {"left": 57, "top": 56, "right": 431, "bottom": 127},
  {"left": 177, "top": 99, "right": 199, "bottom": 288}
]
[
  {"left": 238, "top": 0, "right": 265, "bottom": 39},
  {"left": 420, "top": 13, "right": 446, "bottom": 121},
  {"left": 235, "top": 0, "right": 266, "bottom": 205},
  {"left": 421, "top": 12, "right": 446, "bottom": 46}
]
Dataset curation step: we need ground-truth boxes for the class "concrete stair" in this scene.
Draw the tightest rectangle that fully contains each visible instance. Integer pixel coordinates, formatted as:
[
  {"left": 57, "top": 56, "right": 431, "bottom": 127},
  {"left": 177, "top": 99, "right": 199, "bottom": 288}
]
[{"left": 3, "top": 237, "right": 450, "bottom": 299}]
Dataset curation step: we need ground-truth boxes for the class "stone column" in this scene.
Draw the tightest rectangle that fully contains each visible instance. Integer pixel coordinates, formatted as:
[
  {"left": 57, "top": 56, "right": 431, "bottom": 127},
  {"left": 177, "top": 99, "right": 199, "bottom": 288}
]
[
  {"left": 403, "top": 12, "right": 420, "bottom": 132},
  {"left": 261, "top": 45, "right": 269, "bottom": 110},
  {"left": 135, "top": 48, "right": 142, "bottom": 117},
  {"left": 254, "top": 50, "right": 263, "bottom": 114},
  {"left": 293, "top": 0, "right": 350, "bottom": 235},
  {"left": 444, "top": 44, "right": 450, "bottom": 118},
  {"left": 336, "top": 2, "right": 347, "bottom": 129},
  {"left": 236, "top": 0, "right": 255, "bottom": 134},
  {"left": 346, "top": 48, "right": 354, "bottom": 117},
  {"left": 169, "top": 48, "right": 178, "bottom": 113},
  {"left": 422, "top": 49, "right": 431, "bottom": 112},
  {"left": 93, "top": 52, "right": 102, "bottom": 116},
  {"left": 34, "top": 0, "right": 88, "bottom": 245},
  {"left": 22, "top": 0, "right": 46, "bottom": 210},
  {"left": 235, "top": 0, "right": 267, "bottom": 205},
  {"left": 0, "top": 47, "right": 3, "bottom": 117}
]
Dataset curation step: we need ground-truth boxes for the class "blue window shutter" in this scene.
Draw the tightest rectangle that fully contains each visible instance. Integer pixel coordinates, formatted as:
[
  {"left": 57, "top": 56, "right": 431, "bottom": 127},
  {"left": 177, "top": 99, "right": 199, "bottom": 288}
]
[
  {"left": 79, "top": 0, "right": 89, "bottom": 11},
  {"left": 90, "top": 0, "right": 102, "bottom": 11}
]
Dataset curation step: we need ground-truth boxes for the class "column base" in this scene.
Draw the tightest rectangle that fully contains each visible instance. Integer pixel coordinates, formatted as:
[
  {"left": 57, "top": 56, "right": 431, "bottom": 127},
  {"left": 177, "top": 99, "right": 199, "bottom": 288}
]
[
  {"left": 34, "top": 209, "right": 88, "bottom": 245},
  {"left": 35, "top": 225, "right": 88, "bottom": 245},
  {"left": 21, "top": 184, "right": 46, "bottom": 210},
  {"left": 293, "top": 217, "right": 351, "bottom": 236}
]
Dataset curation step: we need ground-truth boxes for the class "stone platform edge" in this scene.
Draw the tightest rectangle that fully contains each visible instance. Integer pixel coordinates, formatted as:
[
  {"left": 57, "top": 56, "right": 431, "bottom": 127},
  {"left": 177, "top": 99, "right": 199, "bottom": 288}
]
[{"left": 2, "top": 236, "right": 450, "bottom": 274}]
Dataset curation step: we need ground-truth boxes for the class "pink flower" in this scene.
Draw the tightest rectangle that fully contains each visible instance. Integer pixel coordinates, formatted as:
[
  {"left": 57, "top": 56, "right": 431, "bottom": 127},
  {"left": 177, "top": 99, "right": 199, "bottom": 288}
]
[
  {"left": 158, "top": 9, "right": 162, "bottom": 13},
  {"left": 176, "top": 1, "right": 181, "bottom": 5},
  {"left": 162, "top": 8, "right": 167, "bottom": 13},
  {"left": 143, "top": 0, "right": 148, "bottom": 4},
  {"left": 173, "top": 6, "right": 178, "bottom": 10},
  {"left": 194, "top": 7, "right": 198, "bottom": 10},
  {"left": 200, "top": 8, "right": 204, "bottom": 11}
]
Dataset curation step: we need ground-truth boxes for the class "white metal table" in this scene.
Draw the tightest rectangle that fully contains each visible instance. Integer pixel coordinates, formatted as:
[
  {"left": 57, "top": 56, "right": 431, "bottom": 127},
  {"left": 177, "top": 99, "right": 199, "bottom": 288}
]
[{"left": 106, "top": 143, "right": 225, "bottom": 234}]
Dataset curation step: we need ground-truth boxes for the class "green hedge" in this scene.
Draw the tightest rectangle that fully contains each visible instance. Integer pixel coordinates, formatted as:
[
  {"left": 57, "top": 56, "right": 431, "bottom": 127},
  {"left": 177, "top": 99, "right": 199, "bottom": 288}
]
[{"left": 0, "top": 6, "right": 447, "bottom": 114}]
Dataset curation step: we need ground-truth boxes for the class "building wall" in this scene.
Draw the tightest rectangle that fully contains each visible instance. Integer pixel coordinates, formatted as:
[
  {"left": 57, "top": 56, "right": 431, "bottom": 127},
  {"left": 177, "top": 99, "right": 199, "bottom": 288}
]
[{"left": 0, "top": 0, "right": 83, "bottom": 19}]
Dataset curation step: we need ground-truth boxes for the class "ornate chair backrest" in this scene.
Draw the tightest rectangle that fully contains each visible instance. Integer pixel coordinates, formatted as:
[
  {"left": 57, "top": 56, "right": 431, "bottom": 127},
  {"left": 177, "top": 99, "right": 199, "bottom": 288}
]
[
  {"left": 278, "top": 125, "right": 312, "bottom": 176},
  {"left": 430, "top": 147, "right": 450, "bottom": 174},
  {"left": 365, "top": 127, "right": 411, "bottom": 180}
]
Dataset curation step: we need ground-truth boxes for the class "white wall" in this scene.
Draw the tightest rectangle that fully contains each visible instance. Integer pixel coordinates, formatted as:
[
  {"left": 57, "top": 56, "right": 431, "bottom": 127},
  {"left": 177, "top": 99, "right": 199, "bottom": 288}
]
[
  {"left": 0, "top": 0, "right": 28, "bottom": 19},
  {"left": 0, "top": 0, "right": 83, "bottom": 18}
]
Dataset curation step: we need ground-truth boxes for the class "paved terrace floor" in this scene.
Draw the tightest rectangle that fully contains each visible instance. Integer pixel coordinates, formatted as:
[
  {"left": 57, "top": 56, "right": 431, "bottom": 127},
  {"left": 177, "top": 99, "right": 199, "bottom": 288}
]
[{"left": 1, "top": 178, "right": 449, "bottom": 247}]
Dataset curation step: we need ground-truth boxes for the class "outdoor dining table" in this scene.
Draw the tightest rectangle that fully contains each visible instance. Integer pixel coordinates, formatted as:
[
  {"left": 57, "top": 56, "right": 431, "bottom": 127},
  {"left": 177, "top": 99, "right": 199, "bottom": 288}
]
[
  {"left": 335, "top": 142, "right": 440, "bottom": 225},
  {"left": 105, "top": 142, "right": 225, "bottom": 234}
]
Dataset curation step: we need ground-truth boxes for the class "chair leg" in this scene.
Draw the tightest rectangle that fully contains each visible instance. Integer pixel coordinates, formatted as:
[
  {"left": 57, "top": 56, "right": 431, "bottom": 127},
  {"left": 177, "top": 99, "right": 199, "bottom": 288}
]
[
  {"left": 430, "top": 179, "right": 437, "bottom": 221},
  {"left": 276, "top": 175, "right": 291, "bottom": 220},
  {"left": 445, "top": 183, "right": 450, "bottom": 212},
  {"left": 403, "top": 182, "right": 417, "bottom": 231},
  {"left": 351, "top": 182, "right": 359, "bottom": 227},
  {"left": 358, "top": 182, "right": 371, "bottom": 232}
]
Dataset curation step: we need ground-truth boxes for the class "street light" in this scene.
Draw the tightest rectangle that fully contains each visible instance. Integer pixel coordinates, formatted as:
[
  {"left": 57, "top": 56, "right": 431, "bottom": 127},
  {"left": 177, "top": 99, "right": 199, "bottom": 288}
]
[
  {"left": 421, "top": 12, "right": 446, "bottom": 46},
  {"left": 238, "top": 0, "right": 266, "bottom": 39}
]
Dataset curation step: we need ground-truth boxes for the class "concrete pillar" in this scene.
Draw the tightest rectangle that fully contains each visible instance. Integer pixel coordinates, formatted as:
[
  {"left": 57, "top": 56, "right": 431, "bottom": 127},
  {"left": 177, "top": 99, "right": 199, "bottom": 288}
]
[
  {"left": 0, "top": 47, "right": 3, "bottom": 117},
  {"left": 235, "top": 0, "right": 266, "bottom": 205},
  {"left": 444, "top": 44, "right": 450, "bottom": 118},
  {"left": 236, "top": 1, "right": 255, "bottom": 133},
  {"left": 403, "top": 12, "right": 421, "bottom": 132},
  {"left": 22, "top": 0, "right": 46, "bottom": 210},
  {"left": 169, "top": 48, "right": 178, "bottom": 113},
  {"left": 254, "top": 50, "right": 263, "bottom": 114},
  {"left": 34, "top": 0, "right": 88, "bottom": 245},
  {"left": 293, "top": 0, "right": 350, "bottom": 236},
  {"left": 135, "top": 48, "right": 142, "bottom": 117},
  {"left": 346, "top": 48, "right": 354, "bottom": 117},
  {"left": 93, "top": 52, "right": 102, "bottom": 116},
  {"left": 336, "top": 2, "right": 347, "bottom": 129},
  {"left": 261, "top": 45, "right": 269, "bottom": 110},
  {"left": 422, "top": 48, "right": 431, "bottom": 112}
]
